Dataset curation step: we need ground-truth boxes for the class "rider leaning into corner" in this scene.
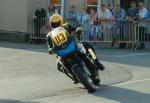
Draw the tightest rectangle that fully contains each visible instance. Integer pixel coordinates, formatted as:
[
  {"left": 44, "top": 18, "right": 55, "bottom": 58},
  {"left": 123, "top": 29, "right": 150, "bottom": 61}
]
[{"left": 47, "top": 14, "right": 105, "bottom": 84}]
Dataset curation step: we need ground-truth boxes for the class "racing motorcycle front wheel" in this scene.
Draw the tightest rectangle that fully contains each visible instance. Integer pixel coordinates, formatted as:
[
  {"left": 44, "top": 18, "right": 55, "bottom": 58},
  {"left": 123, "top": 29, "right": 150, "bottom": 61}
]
[{"left": 72, "top": 65, "right": 96, "bottom": 92}]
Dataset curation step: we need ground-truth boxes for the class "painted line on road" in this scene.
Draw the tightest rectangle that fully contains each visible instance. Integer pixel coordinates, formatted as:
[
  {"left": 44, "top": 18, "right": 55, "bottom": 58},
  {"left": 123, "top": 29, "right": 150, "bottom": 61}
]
[
  {"left": 113, "top": 78, "right": 150, "bottom": 86},
  {"left": 36, "top": 79, "right": 150, "bottom": 98},
  {"left": 99, "top": 52, "right": 150, "bottom": 58},
  {"left": 113, "top": 52, "right": 150, "bottom": 58}
]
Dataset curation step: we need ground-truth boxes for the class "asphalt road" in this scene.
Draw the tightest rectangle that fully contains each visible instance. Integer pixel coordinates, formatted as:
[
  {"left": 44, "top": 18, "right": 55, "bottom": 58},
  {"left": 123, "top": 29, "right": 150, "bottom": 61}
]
[{"left": 0, "top": 42, "right": 150, "bottom": 103}]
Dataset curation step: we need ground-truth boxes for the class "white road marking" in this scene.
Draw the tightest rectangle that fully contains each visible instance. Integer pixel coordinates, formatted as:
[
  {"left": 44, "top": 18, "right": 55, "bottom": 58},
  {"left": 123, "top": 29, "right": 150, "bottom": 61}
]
[
  {"left": 113, "top": 78, "right": 150, "bottom": 86},
  {"left": 99, "top": 52, "right": 150, "bottom": 58},
  {"left": 113, "top": 53, "right": 150, "bottom": 58}
]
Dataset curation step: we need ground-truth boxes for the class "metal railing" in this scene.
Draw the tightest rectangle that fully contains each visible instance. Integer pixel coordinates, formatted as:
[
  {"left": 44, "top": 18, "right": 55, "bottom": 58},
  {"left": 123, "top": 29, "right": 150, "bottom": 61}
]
[
  {"left": 81, "top": 19, "right": 150, "bottom": 48},
  {"left": 29, "top": 18, "right": 150, "bottom": 48},
  {"left": 29, "top": 18, "right": 49, "bottom": 40}
]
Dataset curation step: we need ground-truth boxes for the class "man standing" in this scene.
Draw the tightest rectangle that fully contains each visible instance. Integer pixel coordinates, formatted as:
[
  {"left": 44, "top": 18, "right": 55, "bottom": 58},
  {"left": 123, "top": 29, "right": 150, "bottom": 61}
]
[
  {"left": 98, "top": 3, "right": 112, "bottom": 20},
  {"left": 127, "top": 0, "right": 139, "bottom": 48},
  {"left": 112, "top": 3, "right": 127, "bottom": 48},
  {"left": 144, "top": 10, "right": 150, "bottom": 42},
  {"left": 77, "top": 8, "right": 91, "bottom": 41},
  {"left": 127, "top": 0, "right": 139, "bottom": 21},
  {"left": 33, "top": 1, "right": 46, "bottom": 44},
  {"left": 67, "top": 6, "right": 79, "bottom": 26},
  {"left": 98, "top": 2, "right": 112, "bottom": 42},
  {"left": 137, "top": 1, "right": 148, "bottom": 49}
]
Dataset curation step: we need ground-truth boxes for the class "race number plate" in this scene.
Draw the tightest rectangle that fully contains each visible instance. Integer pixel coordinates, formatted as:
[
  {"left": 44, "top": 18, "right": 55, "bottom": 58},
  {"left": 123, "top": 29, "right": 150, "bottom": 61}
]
[{"left": 52, "top": 32, "right": 67, "bottom": 46}]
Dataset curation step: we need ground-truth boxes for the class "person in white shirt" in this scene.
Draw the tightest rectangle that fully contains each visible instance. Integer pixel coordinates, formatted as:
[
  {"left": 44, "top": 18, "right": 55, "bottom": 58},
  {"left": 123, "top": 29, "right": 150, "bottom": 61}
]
[
  {"left": 77, "top": 8, "right": 91, "bottom": 41},
  {"left": 138, "top": 3, "right": 147, "bottom": 19},
  {"left": 98, "top": 3, "right": 113, "bottom": 43},
  {"left": 98, "top": 3, "right": 112, "bottom": 19},
  {"left": 89, "top": 8, "right": 99, "bottom": 41},
  {"left": 137, "top": 1, "right": 148, "bottom": 49}
]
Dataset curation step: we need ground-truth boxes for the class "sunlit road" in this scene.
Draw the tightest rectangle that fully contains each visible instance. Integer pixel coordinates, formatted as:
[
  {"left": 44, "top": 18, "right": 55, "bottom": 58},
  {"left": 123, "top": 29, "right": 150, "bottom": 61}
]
[{"left": 0, "top": 42, "right": 150, "bottom": 103}]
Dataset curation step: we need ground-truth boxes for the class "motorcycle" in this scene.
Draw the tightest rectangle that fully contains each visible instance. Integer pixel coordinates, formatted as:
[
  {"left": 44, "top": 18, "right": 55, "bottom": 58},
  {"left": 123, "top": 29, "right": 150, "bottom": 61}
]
[{"left": 51, "top": 27, "right": 100, "bottom": 92}]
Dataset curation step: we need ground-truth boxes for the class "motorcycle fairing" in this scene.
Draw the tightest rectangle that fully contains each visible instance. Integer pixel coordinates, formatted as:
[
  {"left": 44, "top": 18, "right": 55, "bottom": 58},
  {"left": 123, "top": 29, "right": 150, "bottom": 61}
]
[
  {"left": 51, "top": 27, "right": 78, "bottom": 57},
  {"left": 55, "top": 40, "right": 77, "bottom": 57},
  {"left": 51, "top": 27, "right": 68, "bottom": 47}
]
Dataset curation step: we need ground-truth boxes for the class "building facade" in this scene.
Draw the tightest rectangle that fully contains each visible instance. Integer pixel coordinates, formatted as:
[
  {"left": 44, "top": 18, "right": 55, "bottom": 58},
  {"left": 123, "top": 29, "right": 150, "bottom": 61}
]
[{"left": 0, "top": 0, "right": 149, "bottom": 33}]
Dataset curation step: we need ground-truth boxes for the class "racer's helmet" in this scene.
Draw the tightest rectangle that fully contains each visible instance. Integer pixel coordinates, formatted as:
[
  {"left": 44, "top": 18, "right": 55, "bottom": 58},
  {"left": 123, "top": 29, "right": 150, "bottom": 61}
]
[{"left": 49, "top": 14, "right": 63, "bottom": 29}]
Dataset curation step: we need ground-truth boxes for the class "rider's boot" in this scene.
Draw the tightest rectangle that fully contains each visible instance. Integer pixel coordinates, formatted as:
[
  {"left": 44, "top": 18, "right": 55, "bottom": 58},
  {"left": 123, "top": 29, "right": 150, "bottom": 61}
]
[
  {"left": 95, "top": 58, "right": 105, "bottom": 71},
  {"left": 57, "top": 60, "right": 65, "bottom": 73},
  {"left": 83, "top": 42, "right": 105, "bottom": 71},
  {"left": 82, "top": 56, "right": 100, "bottom": 85},
  {"left": 91, "top": 70, "right": 100, "bottom": 85}
]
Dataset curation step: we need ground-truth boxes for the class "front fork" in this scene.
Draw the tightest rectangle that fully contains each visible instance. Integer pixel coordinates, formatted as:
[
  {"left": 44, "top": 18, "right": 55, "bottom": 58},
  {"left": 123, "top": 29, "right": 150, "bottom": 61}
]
[
  {"left": 57, "top": 57, "right": 81, "bottom": 83},
  {"left": 77, "top": 42, "right": 97, "bottom": 62}
]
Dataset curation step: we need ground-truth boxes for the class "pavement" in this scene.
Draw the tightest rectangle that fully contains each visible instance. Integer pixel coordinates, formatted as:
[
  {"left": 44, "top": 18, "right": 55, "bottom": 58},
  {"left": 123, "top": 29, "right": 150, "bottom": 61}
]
[{"left": 0, "top": 42, "right": 150, "bottom": 103}]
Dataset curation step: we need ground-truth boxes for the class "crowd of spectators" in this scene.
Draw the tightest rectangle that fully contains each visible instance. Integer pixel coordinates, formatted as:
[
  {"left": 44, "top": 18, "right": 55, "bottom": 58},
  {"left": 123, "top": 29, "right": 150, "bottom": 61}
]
[
  {"left": 66, "top": 0, "right": 150, "bottom": 49},
  {"left": 33, "top": 0, "right": 150, "bottom": 49}
]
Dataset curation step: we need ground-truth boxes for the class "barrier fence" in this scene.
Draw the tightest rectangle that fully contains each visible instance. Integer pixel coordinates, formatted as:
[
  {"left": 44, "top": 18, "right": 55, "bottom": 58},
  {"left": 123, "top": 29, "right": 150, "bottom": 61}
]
[
  {"left": 29, "top": 18, "right": 49, "bottom": 40},
  {"left": 29, "top": 18, "right": 150, "bottom": 49}
]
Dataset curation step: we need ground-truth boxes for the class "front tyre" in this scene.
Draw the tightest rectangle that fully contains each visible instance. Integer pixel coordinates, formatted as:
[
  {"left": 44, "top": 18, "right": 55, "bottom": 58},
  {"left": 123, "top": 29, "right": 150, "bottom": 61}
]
[{"left": 73, "top": 66, "right": 96, "bottom": 92}]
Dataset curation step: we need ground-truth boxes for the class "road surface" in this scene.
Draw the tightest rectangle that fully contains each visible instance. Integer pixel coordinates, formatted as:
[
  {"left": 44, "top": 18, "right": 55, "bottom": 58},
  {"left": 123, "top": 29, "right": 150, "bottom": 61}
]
[{"left": 0, "top": 42, "right": 149, "bottom": 103}]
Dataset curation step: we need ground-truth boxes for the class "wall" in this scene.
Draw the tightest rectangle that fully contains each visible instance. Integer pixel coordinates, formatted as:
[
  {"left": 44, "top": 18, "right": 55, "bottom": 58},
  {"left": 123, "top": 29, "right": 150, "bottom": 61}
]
[
  {"left": 0, "top": 0, "right": 28, "bottom": 32},
  {"left": 0, "top": 0, "right": 47, "bottom": 33},
  {"left": 27, "top": 0, "right": 47, "bottom": 33},
  {"left": 0, "top": 0, "right": 149, "bottom": 33}
]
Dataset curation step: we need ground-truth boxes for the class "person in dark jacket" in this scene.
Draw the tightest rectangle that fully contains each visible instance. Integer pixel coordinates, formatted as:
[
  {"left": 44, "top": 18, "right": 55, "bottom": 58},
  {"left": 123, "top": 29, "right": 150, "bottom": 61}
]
[
  {"left": 33, "top": 2, "right": 46, "bottom": 44},
  {"left": 127, "top": 0, "right": 139, "bottom": 21}
]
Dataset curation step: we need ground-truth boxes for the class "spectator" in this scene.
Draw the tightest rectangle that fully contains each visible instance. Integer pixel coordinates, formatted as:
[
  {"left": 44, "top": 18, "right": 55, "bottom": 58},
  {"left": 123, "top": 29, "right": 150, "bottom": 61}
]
[
  {"left": 98, "top": 2, "right": 112, "bottom": 43},
  {"left": 145, "top": 12, "right": 150, "bottom": 18},
  {"left": 33, "top": 1, "right": 46, "bottom": 44},
  {"left": 112, "top": 4, "right": 126, "bottom": 20},
  {"left": 112, "top": 3, "right": 127, "bottom": 49},
  {"left": 47, "top": 1, "right": 58, "bottom": 30},
  {"left": 98, "top": 3, "right": 112, "bottom": 20},
  {"left": 127, "top": 0, "right": 139, "bottom": 49},
  {"left": 108, "top": 3, "right": 114, "bottom": 13},
  {"left": 137, "top": 1, "right": 148, "bottom": 49},
  {"left": 138, "top": 1, "right": 147, "bottom": 19},
  {"left": 67, "top": 6, "right": 79, "bottom": 26},
  {"left": 145, "top": 12, "right": 150, "bottom": 42},
  {"left": 47, "top": 1, "right": 58, "bottom": 19},
  {"left": 127, "top": 0, "right": 139, "bottom": 21},
  {"left": 89, "top": 8, "right": 99, "bottom": 41},
  {"left": 77, "top": 8, "right": 91, "bottom": 41}
]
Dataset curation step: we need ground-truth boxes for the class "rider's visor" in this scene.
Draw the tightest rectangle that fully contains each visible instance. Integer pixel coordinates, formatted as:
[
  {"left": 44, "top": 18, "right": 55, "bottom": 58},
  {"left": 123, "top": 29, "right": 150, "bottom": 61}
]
[{"left": 51, "top": 21, "right": 60, "bottom": 28}]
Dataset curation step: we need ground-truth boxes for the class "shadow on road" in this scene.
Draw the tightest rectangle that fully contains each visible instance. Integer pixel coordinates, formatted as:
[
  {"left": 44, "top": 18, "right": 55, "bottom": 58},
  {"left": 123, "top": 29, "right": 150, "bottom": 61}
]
[
  {"left": 0, "top": 99, "right": 42, "bottom": 103},
  {"left": 93, "top": 85, "right": 150, "bottom": 103},
  {"left": 97, "top": 48, "right": 150, "bottom": 68},
  {"left": 0, "top": 42, "right": 48, "bottom": 53}
]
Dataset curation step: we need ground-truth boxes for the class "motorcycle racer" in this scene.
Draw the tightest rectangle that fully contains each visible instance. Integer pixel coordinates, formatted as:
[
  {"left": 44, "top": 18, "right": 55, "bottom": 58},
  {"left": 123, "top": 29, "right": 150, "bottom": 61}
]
[{"left": 47, "top": 14, "right": 105, "bottom": 84}]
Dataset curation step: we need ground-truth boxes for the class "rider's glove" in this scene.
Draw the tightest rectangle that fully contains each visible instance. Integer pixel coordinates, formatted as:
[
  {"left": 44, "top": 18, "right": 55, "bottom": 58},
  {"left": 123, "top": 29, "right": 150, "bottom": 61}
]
[{"left": 48, "top": 48, "right": 54, "bottom": 55}]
